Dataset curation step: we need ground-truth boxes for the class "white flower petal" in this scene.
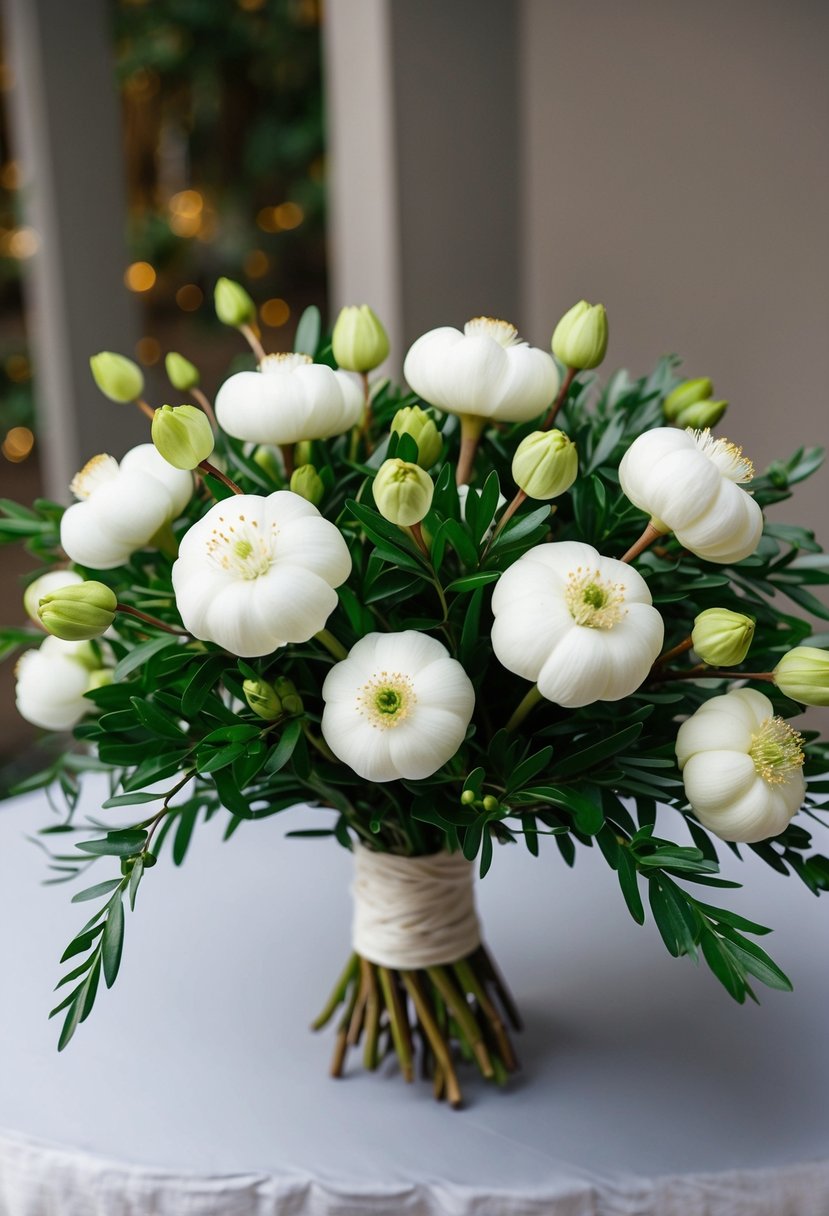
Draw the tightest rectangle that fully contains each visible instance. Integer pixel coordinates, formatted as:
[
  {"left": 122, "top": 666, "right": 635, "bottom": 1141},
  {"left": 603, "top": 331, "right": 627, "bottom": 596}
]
[
  {"left": 387, "top": 707, "right": 468, "bottom": 778},
  {"left": 411, "top": 657, "right": 476, "bottom": 717},
  {"left": 682, "top": 751, "right": 758, "bottom": 814},
  {"left": 491, "top": 594, "right": 575, "bottom": 681},
  {"left": 676, "top": 710, "right": 753, "bottom": 768},
  {"left": 321, "top": 703, "right": 397, "bottom": 782},
  {"left": 273, "top": 514, "right": 352, "bottom": 585},
  {"left": 537, "top": 628, "right": 613, "bottom": 707}
]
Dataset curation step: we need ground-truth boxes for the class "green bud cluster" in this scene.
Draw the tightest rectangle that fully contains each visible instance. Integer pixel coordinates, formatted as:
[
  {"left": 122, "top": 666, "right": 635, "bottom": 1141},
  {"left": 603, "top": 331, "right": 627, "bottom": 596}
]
[
  {"left": 89, "top": 352, "right": 144, "bottom": 403},
  {"left": 512, "top": 429, "right": 578, "bottom": 500},
  {"left": 152, "top": 405, "right": 214, "bottom": 470},
  {"left": 390, "top": 405, "right": 442, "bottom": 469},
  {"left": 290, "top": 464, "right": 325, "bottom": 506},
  {"left": 374, "top": 458, "right": 434, "bottom": 527},
  {"left": 663, "top": 377, "right": 728, "bottom": 429},
  {"left": 552, "top": 300, "right": 608, "bottom": 370},
  {"left": 691, "top": 608, "right": 755, "bottom": 666},
  {"left": 38, "top": 581, "right": 117, "bottom": 642},
  {"left": 332, "top": 305, "right": 389, "bottom": 373},
  {"left": 243, "top": 675, "right": 304, "bottom": 721}
]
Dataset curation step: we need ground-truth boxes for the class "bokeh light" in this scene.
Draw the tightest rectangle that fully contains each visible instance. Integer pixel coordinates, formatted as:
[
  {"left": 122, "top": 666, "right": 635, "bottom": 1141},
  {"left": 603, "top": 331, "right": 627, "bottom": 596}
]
[
  {"left": 243, "top": 249, "right": 270, "bottom": 278},
  {"left": 124, "top": 261, "right": 157, "bottom": 292},
  {"left": 274, "top": 202, "right": 304, "bottom": 230},
  {"left": 2, "top": 426, "right": 35, "bottom": 463},
  {"left": 261, "top": 298, "right": 290, "bottom": 327},
  {"left": 175, "top": 283, "right": 203, "bottom": 311},
  {"left": 135, "top": 336, "right": 161, "bottom": 364}
]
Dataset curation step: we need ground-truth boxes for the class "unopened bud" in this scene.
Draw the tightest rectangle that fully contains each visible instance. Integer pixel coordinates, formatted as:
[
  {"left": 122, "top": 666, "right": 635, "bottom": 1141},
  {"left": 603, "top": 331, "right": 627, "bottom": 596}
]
[
  {"left": 89, "top": 352, "right": 144, "bottom": 403},
  {"left": 273, "top": 677, "right": 303, "bottom": 715},
  {"left": 152, "top": 404, "right": 214, "bottom": 470},
  {"left": 460, "top": 789, "right": 476, "bottom": 805},
  {"left": 24, "top": 570, "right": 83, "bottom": 626},
  {"left": 373, "top": 458, "right": 434, "bottom": 527},
  {"left": 391, "top": 405, "right": 442, "bottom": 469},
  {"left": 290, "top": 464, "right": 324, "bottom": 506},
  {"left": 691, "top": 608, "right": 755, "bottom": 666},
  {"left": 482, "top": 795, "right": 500, "bottom": 813},
  {"left": 512, "top": 429, "right": 578, "bottom": 499},
  {"left": 165, "top": 351, "right": 200, "bottom": 392},
  {"left": 214, "top": 277, "right": 256, "bottom": 328},
  {"left": 663, "top": 377, "right": 714, "bottom": 421},
  {"left": 38, "top": 581, "right": 117, "bottom": 642},
  {"left": 294, "top": 440, "right": 314, "bottom": 467},
  {"left": 332, "top": 304, "right": 389, "bottom": 373},
  {"left": 551, "top": 300, "right": 608, "bottom": 370},
  {"left": 243, "top": 677, "right": 283, "bottom": 720},
  {"left": 674, "top": 398, "right": 728, "bottom": 429},
  {"left": 773, "top": 647, "right": 829, "bottom": 706}
]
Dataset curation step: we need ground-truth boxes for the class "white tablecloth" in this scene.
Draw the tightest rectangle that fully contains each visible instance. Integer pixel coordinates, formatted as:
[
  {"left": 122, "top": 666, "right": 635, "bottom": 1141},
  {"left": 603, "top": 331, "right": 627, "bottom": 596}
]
[{"left": 1, "top": 776, "right": 828, "bottom": 1215}]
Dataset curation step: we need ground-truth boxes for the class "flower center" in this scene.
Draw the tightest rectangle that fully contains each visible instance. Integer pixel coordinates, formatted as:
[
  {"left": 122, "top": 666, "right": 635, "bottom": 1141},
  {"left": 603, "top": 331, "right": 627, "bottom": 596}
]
[
  {"left": 205, "top": 512, "right": 275, "bottom": 579},
  {"left": 259, "top": 352, "right": 313, "bottom": 374},
  {"left": 564, "top": 567, "right": 627, "bottom": 629},
  {"left": 70, "top": 454, "right": 120, "bottom": 500},
  {"left": 688, "top": 428, "right": 755, "bottom": 483},
  {"left": 749, "top": 716, "right": 805, "bottom": 784},
  {"left": 464, "top": 317, "right": 521, "bottom": 348},
  {"left": 356, "top": 671, "right": 416, "bottom": 729}
]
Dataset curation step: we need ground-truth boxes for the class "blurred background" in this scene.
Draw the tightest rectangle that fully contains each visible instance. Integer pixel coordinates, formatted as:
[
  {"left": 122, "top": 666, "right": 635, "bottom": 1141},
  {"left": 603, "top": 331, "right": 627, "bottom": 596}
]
[{"left": 0, "top": 0, "right": 826, "bottom": 788}]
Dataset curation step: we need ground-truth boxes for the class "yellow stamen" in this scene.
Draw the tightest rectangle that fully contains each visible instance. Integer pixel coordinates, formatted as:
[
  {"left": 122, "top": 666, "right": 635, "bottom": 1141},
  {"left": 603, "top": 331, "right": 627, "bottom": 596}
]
[
  {"left": 749, "top": 716, "right": 805, "bottom": 784},
  {"left": 688, "top": 428, "right": 755, "bottom": 483},
  {"left": 564, "top": 566, "right": 627, "bottom": 629},
  {"left": 356, "top": 671, "right": 416, "bottom": 729},
  {"left": 463, "top": 317, "right": 521, "bottom": 348}
]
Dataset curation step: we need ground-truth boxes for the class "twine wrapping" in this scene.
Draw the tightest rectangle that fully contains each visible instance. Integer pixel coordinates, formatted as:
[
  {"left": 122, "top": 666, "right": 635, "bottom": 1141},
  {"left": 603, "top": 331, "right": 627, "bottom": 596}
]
[{"left": 352, "top": 846, "right": 481, "bottom": 969}]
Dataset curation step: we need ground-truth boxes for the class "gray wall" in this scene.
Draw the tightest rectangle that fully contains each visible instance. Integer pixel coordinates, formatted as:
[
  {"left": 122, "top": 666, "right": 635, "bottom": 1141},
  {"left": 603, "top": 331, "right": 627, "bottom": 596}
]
[{"left": 520, "top": 0, "right": 829, "bottom": 528}]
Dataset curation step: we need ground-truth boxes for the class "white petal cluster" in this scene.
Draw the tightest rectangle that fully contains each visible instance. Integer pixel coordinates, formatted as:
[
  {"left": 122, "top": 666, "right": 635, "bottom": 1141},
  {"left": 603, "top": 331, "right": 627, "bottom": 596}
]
[
  {"left": 321, "top": 631, "right": 475, "bottom": 782},
  {"left": 403, "top": 317, "right": 559, "bottom": 424},
  {"left": 676, "top": 688, "right": 805, "bottom": 843},
  {"left": 491, "top": 541, "right": 664, "bottom": 707},
  {"left": 618, "top": 427, "right": 763, "bottom": 564},
  {"left": 172, "top": 491, "right": 351, "bottom": 657},
  {"left": 60, "top": 445, "right": 193, "bottom": 570},
  {"left": 15, "top": 636, "right": 102, "bottom": 731},
  {"left": 215, "top": 353, "right": 363, "bottom": 446}
]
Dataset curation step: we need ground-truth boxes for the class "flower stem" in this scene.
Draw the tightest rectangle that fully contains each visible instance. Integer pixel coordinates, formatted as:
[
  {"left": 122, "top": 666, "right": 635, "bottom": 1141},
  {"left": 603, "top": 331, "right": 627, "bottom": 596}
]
[
  {"left": 359, "top": 371, "right": 374, "bottom": 455},
  {"left": 620, "top": 521, "right": 666, "bottom": 564},
  {"left": 116, "top": 603, "right": 188, "bottom": 635},
  {"left": 315, "top": 628, "right": 348, "bottom": 661},
  {"left": 192, "top": 387, "right": 218, "bottom": 431},
  {"left": 408, "top": 520, "right": 429, "bottom": 557},
  {"left": 655, "top": 636, "right": 694, "bottom": 666},
  {"left": 541, "top": 366, "right": 576, "bottom": 431},
  {"left": 198, "top": 460, "right": 244, "bottom": 496},
  {"left": 240, "top": 323, "right": 267, "bottom": 363},
  {"left": 653, "top": 666, "right": 775, "bottom": 685},
  {"left": 482, "top": 488, "right": 526, "bottom": 559},
  {"left": 456, "top": 414, "right": 485, "bottom": 487},
  {"left": 505, "top": 683, "right": 543, "bottom": 732},
  {"left": 134, "top": 397, "right": 156, "bottom": 422},
  {"left": 280, "top": 444, "right": 295, "bottom": 480}
]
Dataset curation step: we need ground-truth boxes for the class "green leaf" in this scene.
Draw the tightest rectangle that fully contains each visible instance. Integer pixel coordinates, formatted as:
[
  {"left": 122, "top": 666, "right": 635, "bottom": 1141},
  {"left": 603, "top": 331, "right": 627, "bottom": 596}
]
[
  {"left": 172, "top": 804, "right": 200, "bottom": 866},
  {"left": 617, "top": 846, "right": 645, "bottom": 924},
  {"left": 60, "top": 921, "right": 105, "bottom": 963},
  {"left": 130, "top": 697, "right": 187, "bottom": 741},
  {"left": 113, "top": 636, "right": 182, "bottom": 682},
  {"left": 700, "top": 929, "right": 748, "bottom": 1003},
  {"left": 520, "top": 785, "right": 604, "bottom": 835},
  {"left": 102, "top": 895, "right": 124, "bottom": 988},
  {"left": 294, "top": 304, "right": 321, "bottom": 356},
  {"left": 553, "top": 723, "right": 644, "bottom": 778},
  {"left": 445, "top": 571, "right": 501, "bottom": 594},
  {"left": 479, "top": 829, "right": 494, "bottom": 878},
  {"left": 129, "top": 856, "right": 144, "bottom": 911},
  {"left": 70, "top": 879, "right": 124, "bottom": 904},
  {"left": 101, "top": 791, "right": 166, "bottom": 809},
  {"left": 76, "top": 829, "right": 148, "bottom": 858},
  {"left": 508, "top": 746, "right": 553, "bottom": 793},
  {"left": 265, "top": 718, "right": 304, "bottom": 773}
]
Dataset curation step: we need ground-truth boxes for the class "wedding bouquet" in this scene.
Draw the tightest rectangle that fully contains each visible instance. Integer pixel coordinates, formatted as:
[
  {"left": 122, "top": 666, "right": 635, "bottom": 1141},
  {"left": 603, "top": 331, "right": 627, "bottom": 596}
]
[{"left": 3, "top": 282, "right": 828, "bottom": 1108}]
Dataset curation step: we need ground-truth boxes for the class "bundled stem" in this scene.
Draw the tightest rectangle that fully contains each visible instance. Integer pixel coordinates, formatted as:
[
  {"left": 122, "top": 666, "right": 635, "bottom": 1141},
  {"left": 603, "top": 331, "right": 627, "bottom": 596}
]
[{"left": 312, "top": 945, "right": 520, "bottom": 1108}]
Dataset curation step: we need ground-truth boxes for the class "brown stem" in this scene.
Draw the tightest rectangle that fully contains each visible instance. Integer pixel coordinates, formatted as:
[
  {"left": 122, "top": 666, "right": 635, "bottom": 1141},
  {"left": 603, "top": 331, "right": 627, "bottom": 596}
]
[
  {"left": 311, "top": 953, "right": 359, "bottom": 1030},
  {"left": 427, "top": 965, "right": 493, "bottom": 1079},
  {"left": 116, "top": 603, "right": 188, "bottom": 636},
  {"left": 347, "top": 965, "right": 370, "bottom": 1046},
  {"left": 198, "top": 460, "right": 244, "bottom": 496},
  {"left": 453, "top": 958, "right": 518, "bottom": 1072},
  {"left": 655, "top": 636, "right": 694, "bottom": 666},
  {"left": 280, "top": 444, "right": 295, "bottom": 480},
  {"left": 330, "top": 979, "right": 360, "bottom": 1078},
  {"left": 456, "top": 415, "right": 485, "bottom": 487},
  {"left": 358, "top": 371, "right": 374, "bottom": 455},
  {"left": 361, "top": 959, "right": 381, "bottom": 1070},
  {"left": 142, "top": 770, "right": 194, "bottom": 853},
  {"left": 620, "top": 521, "right": 666, "bottom": 564},
  {"left": 652, "top": 667, "right": 775, "bottom": 685},
  {"left": 401, "top": 971, "right": 463, "bottom": 1108},
  {"left": 474, "top": 944, "right": 523, "bottom": 1032},
  {"left": 482, "top": 488, "right": 527, "bottom": 558},
  {"left": 541, "top": 366, "right": 576, "bottom": 431},
  {"left": 378, "top": 965, "right": 414, "bottom": 1082},
  {"left": 135, "top": 398, "right": 156, "bottom": 422},
  {"left": 408, "top": 520, "right": 429, "bottom": 557},
  {"left": 240, "top": 323, "right": 267, "bottom": 363},
  {"left": 192, "top": 387, "right": 218, "bottom": 431}
]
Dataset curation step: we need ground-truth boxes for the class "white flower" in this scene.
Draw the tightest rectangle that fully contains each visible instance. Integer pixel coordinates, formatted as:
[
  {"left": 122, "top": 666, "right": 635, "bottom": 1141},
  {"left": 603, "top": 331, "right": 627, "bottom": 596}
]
[
  {"left": 23, "top": 570, "right": 83, "bottom": 625},
  {"left": 321, "top": 631, "right": 475, "bottom": 782},
  {"left": 214, "top": 353, "right": 363, "bottom": 446},
  {"left": 60, "top": 445, "right": 193, "bottom": 570},
  {"left": 15, "top": 636, "right": 101, "bottom": 731},
  {"left": 172, "top": 491, "right": 351, "bottom": 657},
  {"left": 676, "top": 688, "right": 805, "bottom": 843},
  {"left": 491, "top": 540, "right": 664, "bottom": 708},
  {"left": 618, "top": 427, "right": 763, "bottom": 564},
  {"left": 403, "top": 317, "right": 559, "bottom": 424}
]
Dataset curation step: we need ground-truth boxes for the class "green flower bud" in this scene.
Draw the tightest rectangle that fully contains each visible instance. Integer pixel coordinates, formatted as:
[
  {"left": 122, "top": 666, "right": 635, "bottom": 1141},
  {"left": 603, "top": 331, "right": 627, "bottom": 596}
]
[
  {"left": 273, "top": 677, "right": 303, "bottom": 715},
  {"left": 23, "top": 570, "right": 83, "bottom": 625},
  {"left": 390, "top": 405, "right": 442, "bottom": 469},
  {"left": 214, "top": 277, "right": 256, "bottom": 328},
  {"left": 165, "top": 351, "right": 200, "bottom": 392},
  {"left": 773, "top": 646, "right": 829, "bottom": 706},
  {"left": 290, "top": 464, "right": 324, "bottom": 506},
  {"left": 691, "top": 608, "right": 755, "bottom": 666},
  {"left": 243, "top": 676, "right": 283, "bottom": 720},
  {"left": 151, "top": 404, "right": 214, "bottom": 470},
  {"left": 38, "top": 581, "right": 117, "bottom": 642},
  {"left": 663, "top": 377, "right": 714, "bottom": 421},
  {"left": 332, "top": 304, "right": 390, "bottom": 373},
  {"left": 373, "top": 458, "right": 434, "bottom": 527},
  {"left": 512, "top": 429, "right": 578, "bottom": 500},
  {"left": 89, "top": 352, "right": 144, "bottom": 403},
  {"left": 674, "top": 398, "right": 728, "bottom": 429},
  {"left": 551, "top": 300, "right": 608, "bottom": 370},
  {"left": 460, "top": 789, "right": 476, "bottom": 805},
  {"left": 294, "top": 440, "right": 314, "bottom": 467},
  {"left": 482, "top": 795, "right": 500, "bottom": 813},
  {"left": 252, "top": 446, "right": 283, "bottom": 482}
]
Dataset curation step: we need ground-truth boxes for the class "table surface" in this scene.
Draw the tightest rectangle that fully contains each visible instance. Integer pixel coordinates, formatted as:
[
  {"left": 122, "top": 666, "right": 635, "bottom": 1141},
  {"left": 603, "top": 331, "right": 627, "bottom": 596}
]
[{"left": 1, "top": 775, "right": 829, "bottom": 1213}]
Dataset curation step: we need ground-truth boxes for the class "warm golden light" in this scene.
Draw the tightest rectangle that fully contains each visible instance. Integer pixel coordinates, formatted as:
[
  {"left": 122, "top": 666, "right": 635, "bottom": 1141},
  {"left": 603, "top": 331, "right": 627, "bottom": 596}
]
[
  {"left": 170, "top": 189, "right": 203, "bottom": 218},
  {"left": 273, "top": 202, "right": 304, "bottom": 230},
  {"left": 135, "top": 337, "right": 161, "bottom": 365},
  {"left": 2, "top": 426, "right": 34, "bottom": 463},
  {"left": 256, "top": 207, "right": 279, "bottom": 233},
  {"left": 237, "top": 0, "right": 266, "bottom": 9},
  {"left": 5, "top": 354, "right": 30, "bottom": 383},
  {"left": 124, "top": 261, "right": 157, "bottom": 292},
  {"left": 261, "top": 298, "right": 290, "bottom": 328},
  {"left": 5, "top": 227, "right": 39, "bottom": 259},
  {"left": 0, "top": 161, "right": 21, "bottom": 190},
  {"left": 176, "top": 283, "right": 204, "bottom": 311},
  {"left": 0, "top": 64, "right": 16, "bottom": 92},
  {"left": 243, "top": 249, "right": 270, "bottom": 278}
]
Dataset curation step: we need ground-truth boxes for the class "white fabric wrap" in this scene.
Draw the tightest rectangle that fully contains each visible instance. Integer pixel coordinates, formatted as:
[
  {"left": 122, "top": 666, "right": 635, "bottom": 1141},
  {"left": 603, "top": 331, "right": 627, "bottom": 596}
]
[{"left": 351, "top": 846, "right": 481, "bottom": 969}]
